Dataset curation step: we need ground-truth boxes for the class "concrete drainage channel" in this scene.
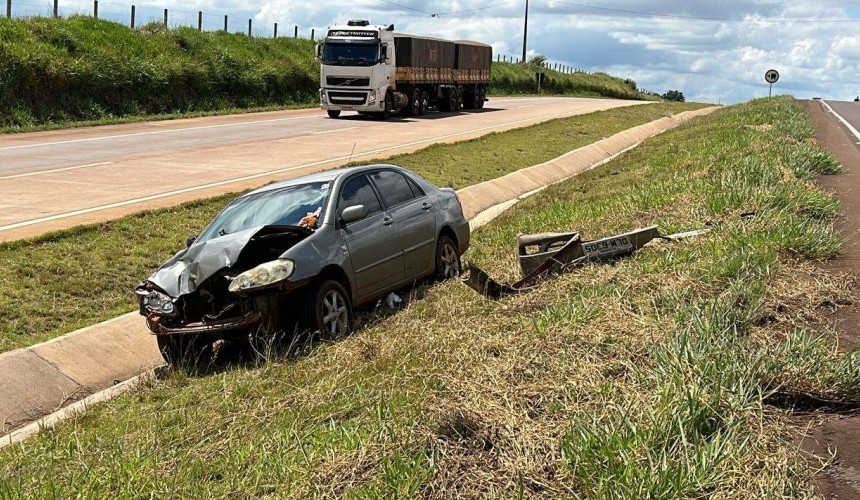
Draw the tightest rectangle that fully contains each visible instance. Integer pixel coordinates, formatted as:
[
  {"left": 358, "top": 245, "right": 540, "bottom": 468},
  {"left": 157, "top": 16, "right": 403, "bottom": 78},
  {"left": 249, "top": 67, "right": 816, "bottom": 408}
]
[{"left": 0, "top": 106, "right": 718, "bottom": 447}]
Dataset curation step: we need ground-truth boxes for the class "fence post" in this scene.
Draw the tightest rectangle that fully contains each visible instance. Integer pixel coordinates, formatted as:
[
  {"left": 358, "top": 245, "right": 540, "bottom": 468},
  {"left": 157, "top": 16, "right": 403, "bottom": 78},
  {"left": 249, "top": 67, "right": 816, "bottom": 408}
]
[
  {"left": 93, "top": 0, "right": 97, "bottom": 18},
  {"left": 130, "top": 5, "right": 135, "bottom": 28},
  {"left": 7, "top": 0, "right": 11, "bottom": 18},
  {"left": 163, "top": 8, "right": 167, "bottom": 27},
  {"left": 294, "top": 25, "right": 298, "bottom": 38},
  {"left": 274, "top": 22, "right": 278, "bottom": 38},
  {"left": 248, "top": 18, "right": 252, "bottom": 36},
  {"left": 310, "top": 28, "right": 314, "bottom": 41},
  {"left": 52, "top": 0, "right": 57, "bottom": 17},
  {"left": 197, "top": 11, "right": 201, "bottom": 31},
  {"left": 223, "top": 15, "right": 227, "bottom": 32}
]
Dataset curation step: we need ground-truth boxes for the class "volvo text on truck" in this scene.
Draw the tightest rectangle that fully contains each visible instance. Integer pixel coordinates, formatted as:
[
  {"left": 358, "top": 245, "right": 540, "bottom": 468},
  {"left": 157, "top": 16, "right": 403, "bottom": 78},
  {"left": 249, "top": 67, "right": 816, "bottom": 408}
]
[{"left": 316, "top": 20, "right": 492, "bottom": 119}]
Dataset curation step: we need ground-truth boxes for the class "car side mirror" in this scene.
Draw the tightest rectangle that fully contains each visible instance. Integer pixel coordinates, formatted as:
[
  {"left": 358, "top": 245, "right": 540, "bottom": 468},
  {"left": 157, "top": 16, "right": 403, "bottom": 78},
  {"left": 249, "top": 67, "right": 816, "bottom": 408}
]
[
  {"left": 186, "top": 234, "right": 197, "bottom": 247},
  {"left": 341, "top": 205, "right": 368, "bottom": 224}
]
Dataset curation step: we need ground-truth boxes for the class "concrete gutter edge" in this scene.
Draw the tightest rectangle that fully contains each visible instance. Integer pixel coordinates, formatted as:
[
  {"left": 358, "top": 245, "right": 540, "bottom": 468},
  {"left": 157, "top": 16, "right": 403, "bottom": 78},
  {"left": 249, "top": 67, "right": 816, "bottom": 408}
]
[{"left": 0, "top": 104, "right": 719, "bottom": 446}]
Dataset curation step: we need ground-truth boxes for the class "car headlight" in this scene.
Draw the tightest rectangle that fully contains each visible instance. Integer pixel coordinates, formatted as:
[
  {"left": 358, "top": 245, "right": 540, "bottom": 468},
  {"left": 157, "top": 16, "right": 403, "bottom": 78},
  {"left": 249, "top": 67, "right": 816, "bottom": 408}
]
[
  {"left": 319, "top": 89, "right": 327, "bottom": 104},
  {"left": 367, "top": 90, "right": 377, "bottom": 105},
  {"left": 228, "top": 259, "right": 295, "bottom": 293},
  {"left": 139, "top": 290, "right": 176, "bottom": 316}
]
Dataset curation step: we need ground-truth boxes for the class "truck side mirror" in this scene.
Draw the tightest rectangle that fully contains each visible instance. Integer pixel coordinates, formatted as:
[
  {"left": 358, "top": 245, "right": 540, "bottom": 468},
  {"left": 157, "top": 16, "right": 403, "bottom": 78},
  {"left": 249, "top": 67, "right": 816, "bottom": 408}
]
[
  {"left": 385, "top": 45, "right": 393, "bottom": 64},
  {"left": 315, "top": 43, "right": 322, "bottom": 60},
  {"left": 186, "top": 234, "right": 197, "bottom": 247}
]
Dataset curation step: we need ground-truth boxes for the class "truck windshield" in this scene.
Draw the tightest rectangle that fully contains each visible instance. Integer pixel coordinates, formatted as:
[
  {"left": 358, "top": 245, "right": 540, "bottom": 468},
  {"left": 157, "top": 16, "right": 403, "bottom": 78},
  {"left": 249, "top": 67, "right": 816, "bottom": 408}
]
[
  {"left": 196, "top": 182, "right": 331, "bottom": 242},
  {"left": 322, "top": 43, "right": 379, "bottom": 66}
]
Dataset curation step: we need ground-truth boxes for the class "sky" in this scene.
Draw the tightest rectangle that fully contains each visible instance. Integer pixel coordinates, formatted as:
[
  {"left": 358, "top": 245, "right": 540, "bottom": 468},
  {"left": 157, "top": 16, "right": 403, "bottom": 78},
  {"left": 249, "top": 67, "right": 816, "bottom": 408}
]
[{"left": 20, "top": 0, "right": 860, "bottom": 103}]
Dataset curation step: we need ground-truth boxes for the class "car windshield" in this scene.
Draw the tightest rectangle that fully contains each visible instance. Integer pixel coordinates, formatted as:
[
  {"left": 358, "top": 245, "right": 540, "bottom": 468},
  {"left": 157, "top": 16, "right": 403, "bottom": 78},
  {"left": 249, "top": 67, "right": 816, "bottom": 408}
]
[
  {"left": 322, "top": 42, "right": 379, "bottom": 66},
  {"left": 197, "top": 182, "right": 330, "bottom": 243}
]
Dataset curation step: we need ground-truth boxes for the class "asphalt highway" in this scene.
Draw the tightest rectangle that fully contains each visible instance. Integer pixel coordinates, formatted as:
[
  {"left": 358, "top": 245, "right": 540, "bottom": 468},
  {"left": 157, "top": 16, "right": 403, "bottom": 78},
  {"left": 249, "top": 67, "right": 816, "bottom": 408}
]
[{"left": 0, "top": 97, "right": 645, "bottom": 240}]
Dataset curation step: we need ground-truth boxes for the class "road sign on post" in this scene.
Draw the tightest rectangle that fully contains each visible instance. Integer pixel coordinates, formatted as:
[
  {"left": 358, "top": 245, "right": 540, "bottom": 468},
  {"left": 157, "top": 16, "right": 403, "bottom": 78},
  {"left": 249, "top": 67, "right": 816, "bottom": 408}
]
[{"left": 765, "top": 69, "right": 779, "bottom": 98}]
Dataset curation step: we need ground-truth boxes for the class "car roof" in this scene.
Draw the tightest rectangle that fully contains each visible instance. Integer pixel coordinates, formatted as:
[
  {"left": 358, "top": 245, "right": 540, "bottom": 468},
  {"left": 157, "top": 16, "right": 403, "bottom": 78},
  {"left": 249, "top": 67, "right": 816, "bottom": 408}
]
[{"left": 241, "top": 164, "right": 405, "bottom": 197}]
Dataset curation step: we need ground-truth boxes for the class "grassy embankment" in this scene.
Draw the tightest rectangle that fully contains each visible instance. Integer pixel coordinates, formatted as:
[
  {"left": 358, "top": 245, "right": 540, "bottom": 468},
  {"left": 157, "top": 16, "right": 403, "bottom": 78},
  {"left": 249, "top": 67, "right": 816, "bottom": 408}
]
[
  {"left": 1, "top": 97, "right": 856, "bottom": 496},
  {"left": 0, "top": 102, "right": 704, "bottom": 353},
  {"left": 0, "top": 16, "right": 654, "bottom": 132}
]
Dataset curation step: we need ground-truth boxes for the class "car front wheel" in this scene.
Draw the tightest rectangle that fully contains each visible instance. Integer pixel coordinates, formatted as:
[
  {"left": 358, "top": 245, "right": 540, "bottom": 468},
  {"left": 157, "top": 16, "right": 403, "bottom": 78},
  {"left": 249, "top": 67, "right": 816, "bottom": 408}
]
[
  {"left": 435, "top": 235, "right": 461, "bottom": 280},
  {"left": 156, "top": 334, "right": 213, "bottom": 367},
  {"left": 305, "top": 279, "right": 353, "bottom": 339}
]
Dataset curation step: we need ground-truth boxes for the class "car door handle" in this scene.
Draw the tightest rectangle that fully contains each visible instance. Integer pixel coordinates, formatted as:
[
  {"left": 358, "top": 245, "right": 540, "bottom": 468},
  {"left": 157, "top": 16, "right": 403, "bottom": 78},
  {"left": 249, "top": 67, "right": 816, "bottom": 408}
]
[
  {"left": 382, "top": 216, "right": 394, "bottom": 226},
  {"left": 421, "top": 202, "right": 432, "bottom": 211}
]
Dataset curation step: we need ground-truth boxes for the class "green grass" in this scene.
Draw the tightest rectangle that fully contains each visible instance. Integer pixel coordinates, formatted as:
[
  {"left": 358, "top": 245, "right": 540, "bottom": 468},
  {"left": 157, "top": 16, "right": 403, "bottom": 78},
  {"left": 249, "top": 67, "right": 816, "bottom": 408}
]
[
  {"left": 0, "top": 101, "right": 703, "bottom": 354},
  {"left": 490, "top": 62, "right": 656, "bottom": 101},
  {"left": 0, "top": 97, "right": 853, "bottom": 496},
  {"left": 0, "top": 16, "right": 655, "bottom": 132}
]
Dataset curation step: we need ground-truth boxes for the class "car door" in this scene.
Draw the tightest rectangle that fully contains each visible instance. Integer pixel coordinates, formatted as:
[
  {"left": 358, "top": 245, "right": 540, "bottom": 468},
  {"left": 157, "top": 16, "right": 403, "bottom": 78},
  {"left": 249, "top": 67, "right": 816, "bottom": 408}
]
[
  {"left": 337, "top": 173, "right": 405, "bottom": 299},
  {"left": 368, "top": 170, "right": 437, "bottom": 279}
]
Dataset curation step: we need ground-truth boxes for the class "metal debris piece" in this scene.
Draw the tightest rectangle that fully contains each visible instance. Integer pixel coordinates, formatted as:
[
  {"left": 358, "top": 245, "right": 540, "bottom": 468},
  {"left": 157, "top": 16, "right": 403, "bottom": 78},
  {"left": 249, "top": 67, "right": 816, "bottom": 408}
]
[{"left": 463, "top": 226, "right": 662, "bottom": 299}]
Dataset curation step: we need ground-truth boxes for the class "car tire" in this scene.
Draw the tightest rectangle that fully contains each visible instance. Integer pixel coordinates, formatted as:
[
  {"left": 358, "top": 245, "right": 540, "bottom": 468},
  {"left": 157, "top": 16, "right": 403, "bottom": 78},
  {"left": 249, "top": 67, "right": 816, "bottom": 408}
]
[
  {"left": 156, "top": 334, "right": 213, "bottom": 367},
  {"left": 435, "top": 235, "right": 461, "bottom": 280},
  {"left": 304, "top": 279, "right": 353, "bottom": 339},
  {"left": 419, "top": 91, "right": 429, "bottom": 115},
  {"left": 327, "top": 110, "right": 341, "bottom": 119}
]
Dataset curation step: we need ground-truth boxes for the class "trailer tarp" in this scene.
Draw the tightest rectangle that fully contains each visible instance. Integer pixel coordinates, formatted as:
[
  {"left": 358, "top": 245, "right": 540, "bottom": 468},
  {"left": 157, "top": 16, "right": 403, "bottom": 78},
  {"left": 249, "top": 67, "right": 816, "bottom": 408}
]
[{"left": 393, "top": 35, "right": 456, "bottom": 69}]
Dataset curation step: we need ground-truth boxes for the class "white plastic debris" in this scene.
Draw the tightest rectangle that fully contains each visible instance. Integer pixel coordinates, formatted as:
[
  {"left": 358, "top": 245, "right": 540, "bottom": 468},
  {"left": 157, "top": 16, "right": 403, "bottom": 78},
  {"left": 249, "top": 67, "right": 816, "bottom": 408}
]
[{"left": 385, "top": 292, "right": 403, "bottom": 309}]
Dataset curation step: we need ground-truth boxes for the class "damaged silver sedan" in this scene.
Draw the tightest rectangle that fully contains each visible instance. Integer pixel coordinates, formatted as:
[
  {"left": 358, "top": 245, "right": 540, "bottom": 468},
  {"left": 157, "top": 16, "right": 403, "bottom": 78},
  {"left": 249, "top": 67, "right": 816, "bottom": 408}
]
[{"left": 136, "top": 164, "right": 470, "bottom": 364}]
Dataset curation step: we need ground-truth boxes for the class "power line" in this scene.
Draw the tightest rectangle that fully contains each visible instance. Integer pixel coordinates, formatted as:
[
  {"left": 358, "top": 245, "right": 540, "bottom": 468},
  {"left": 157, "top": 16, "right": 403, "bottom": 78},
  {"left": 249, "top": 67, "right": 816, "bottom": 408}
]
[
  {"left": 377, "top": 0, "right": 434, "bottom": 16},
  {"left": 548, "top": 0, "right": 860, "bottom": 23}
]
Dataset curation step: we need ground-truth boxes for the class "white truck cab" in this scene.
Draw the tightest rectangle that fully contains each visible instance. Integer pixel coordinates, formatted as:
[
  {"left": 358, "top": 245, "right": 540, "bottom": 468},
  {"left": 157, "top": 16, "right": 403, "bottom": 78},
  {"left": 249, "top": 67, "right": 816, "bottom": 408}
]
[{"left": 317, "top": 21, "right": 397, "bottom": 118}]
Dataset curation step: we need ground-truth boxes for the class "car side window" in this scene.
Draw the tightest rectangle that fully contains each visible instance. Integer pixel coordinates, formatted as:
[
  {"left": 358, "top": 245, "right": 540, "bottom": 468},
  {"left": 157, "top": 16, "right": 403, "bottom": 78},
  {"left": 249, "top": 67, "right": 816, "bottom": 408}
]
[
  {"left": 405, "top": 176, "right": 425, "bottom": 198},
  {"left": 338, "top": 174, "right": 382, "bottom": 218},
  {"left": 369, "top": 170, "right": 417, "bottom": 208}
]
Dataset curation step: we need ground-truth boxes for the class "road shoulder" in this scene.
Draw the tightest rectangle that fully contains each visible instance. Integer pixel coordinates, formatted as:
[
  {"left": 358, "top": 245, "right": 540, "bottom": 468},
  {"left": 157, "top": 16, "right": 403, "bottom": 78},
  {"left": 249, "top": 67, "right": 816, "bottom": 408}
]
[{"left": 802, "top": 99, "right": 860, "bottom": 498}]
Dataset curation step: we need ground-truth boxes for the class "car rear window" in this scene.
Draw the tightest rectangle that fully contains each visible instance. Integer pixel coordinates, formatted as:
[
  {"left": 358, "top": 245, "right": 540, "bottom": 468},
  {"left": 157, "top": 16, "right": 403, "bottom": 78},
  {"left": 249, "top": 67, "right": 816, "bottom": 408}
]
[
  {"left": 338, "top": 174, "right": 382, "bottom": 216},
  {"left": 370, "top": 170, "right": 417, "bottom": 207}
]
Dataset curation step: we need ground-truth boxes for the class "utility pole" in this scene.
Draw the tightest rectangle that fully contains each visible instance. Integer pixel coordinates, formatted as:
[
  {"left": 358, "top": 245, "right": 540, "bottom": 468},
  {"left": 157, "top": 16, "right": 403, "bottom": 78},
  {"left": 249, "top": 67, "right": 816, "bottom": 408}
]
[{"left": 521, "top": 0, "right": 529, "bottom": 64}]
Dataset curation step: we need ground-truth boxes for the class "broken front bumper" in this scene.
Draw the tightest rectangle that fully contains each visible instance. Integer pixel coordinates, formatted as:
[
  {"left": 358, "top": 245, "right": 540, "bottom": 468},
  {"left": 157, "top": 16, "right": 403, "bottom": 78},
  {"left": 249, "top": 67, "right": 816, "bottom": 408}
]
[{"left": 145, "top": 310, "right": 263, "bottom": 335}]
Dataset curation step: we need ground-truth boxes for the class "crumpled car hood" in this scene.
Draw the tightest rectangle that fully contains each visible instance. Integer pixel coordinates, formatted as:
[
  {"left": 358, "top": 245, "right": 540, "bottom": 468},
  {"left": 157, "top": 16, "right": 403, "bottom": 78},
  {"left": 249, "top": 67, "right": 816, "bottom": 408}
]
[{"left": 145, "top": 225, "right": 309, "bottom": 298}]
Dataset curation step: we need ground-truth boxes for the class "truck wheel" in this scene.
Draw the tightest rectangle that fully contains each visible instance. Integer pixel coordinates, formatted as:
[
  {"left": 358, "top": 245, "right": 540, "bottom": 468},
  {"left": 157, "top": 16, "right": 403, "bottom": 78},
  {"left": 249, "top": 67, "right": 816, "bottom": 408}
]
[
  {"left": 383, "top": 92, "right": 395, "bottom": 119},
  {"left": 304, "top": 279, "right": 353, "bottom": 339},
  {"left": 419, "top": 91, "right": 429, "bottom": 115},
  {"left": 462, "top": 86, "right": 475, "bottom": 109},
  {"left": 477, "top": 87, "right": 486, "bottom": 109},
  {"left": 327, "top": 110, "right": 341, "bottom": 119},
  {"left": 471, "top": 86, "right": 481, "bottom": 109},
  {"left": 454, "top": 86, "right": 464, "bottom": 111},
  {"left": 440, "top": 88, "right": 455, "bottom": 112},
  {"left": 409, "top": 89, "right": 421, "bottom": 116}
]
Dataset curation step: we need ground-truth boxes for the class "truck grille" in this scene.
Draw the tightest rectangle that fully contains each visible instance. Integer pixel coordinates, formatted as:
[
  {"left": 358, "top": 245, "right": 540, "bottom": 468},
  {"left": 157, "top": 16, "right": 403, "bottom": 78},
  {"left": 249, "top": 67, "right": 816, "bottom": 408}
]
[
  {"left": 327, "top": 91, "right": 368, "bottom": 105},
  {"left": 326, "top": 77, "right": 371, "bottom": 87}
]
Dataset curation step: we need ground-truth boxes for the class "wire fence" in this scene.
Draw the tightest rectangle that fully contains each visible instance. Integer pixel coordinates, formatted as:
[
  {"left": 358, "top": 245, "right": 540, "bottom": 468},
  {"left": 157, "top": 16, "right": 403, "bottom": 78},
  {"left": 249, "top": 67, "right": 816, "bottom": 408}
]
[{"left": 2, "top": 0, "right": 319, "bottom": 39}]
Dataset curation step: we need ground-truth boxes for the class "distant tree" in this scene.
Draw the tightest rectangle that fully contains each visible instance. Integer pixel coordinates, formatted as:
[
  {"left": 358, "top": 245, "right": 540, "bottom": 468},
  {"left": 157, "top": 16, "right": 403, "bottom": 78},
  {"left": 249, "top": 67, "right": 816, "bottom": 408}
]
[
  {"left": 662, "top": 90, "right": 685, "bottom": 102},
  {"left": 528, "top": 55, "right": 548, "bottom": 67}
]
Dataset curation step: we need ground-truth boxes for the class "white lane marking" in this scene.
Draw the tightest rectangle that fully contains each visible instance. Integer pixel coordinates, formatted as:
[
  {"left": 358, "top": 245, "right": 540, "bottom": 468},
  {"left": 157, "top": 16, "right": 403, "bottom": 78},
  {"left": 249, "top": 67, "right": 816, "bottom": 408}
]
[
  {"left": 0, "top": 102, "right": 640, "bottom": 233},
  {"left": 821, "top": 100, "right": 860, "bottom": 142},
  {"left": 0, "top": 161, "right": 114, "bottom": 180},
  {"left": 0, "top": 114, "right": 322, "bottom": 152},
  {"left": 313, "top": 126, "right": 358, "bottom": 135}
]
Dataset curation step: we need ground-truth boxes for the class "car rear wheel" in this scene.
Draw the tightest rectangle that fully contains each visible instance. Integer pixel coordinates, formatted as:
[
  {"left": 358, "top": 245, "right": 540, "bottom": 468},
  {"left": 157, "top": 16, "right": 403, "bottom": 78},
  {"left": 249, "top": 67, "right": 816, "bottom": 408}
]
[
  {"left": 435, "top": 235, "right": 461, "bottom": 280},
  {"left": 156, "top": 334, "right": 213, "bottom": 367},
  {"left": 304, "top": 279, "right": 353, "bottom": 339}
]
